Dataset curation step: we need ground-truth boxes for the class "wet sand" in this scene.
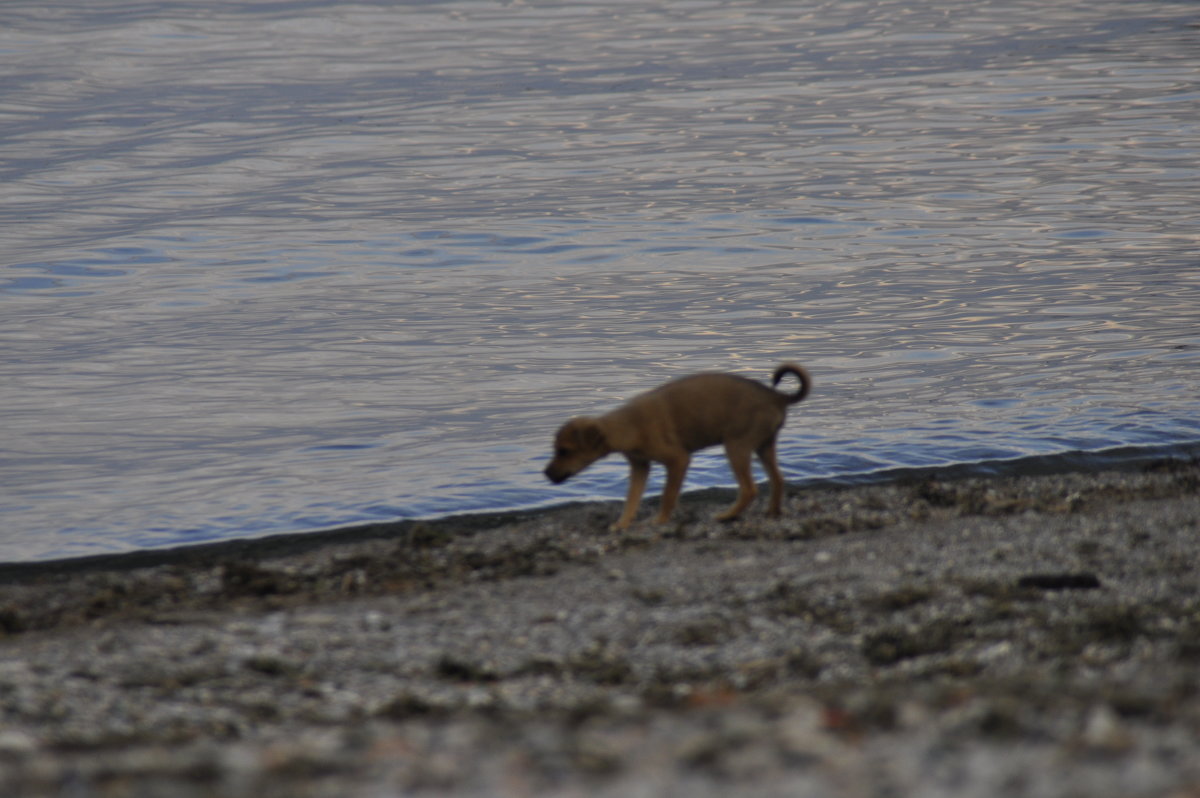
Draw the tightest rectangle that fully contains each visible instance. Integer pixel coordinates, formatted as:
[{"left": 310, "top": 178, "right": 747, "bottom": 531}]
[{"left": 1, "top": 461, "right": 1198, "bottom": 797}]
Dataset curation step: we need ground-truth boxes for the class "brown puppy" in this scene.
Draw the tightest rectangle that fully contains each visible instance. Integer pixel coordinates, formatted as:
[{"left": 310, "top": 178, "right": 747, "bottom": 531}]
[{"left": 544, "top": 363, "right": 811, "bottom": 530}]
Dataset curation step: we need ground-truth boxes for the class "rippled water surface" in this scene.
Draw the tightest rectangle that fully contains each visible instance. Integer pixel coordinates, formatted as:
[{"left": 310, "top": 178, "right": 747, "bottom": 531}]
[{"left": 3, "top": 0, "right": 1198, "bottom": 561}]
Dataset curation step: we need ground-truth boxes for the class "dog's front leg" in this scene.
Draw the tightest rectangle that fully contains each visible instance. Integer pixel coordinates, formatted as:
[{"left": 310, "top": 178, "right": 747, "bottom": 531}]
[{"left": 611, "top": 457, "right": 650, "bottom": 531}]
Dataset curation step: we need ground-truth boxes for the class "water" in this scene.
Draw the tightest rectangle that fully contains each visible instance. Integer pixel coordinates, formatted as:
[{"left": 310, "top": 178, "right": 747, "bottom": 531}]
[{"left": 2, "top": 0, "right": 1198, "bottom": 562}]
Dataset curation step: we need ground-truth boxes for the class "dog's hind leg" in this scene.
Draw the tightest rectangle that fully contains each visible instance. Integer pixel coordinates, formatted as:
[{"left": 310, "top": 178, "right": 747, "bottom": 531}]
[
  {"left": 716, "top": 442, "right": 758, "bottom": 521},
  {"left": 612, "top": 457, "right": 650, "bottom": 531},
  {"left": 654, "top": 453, "right": 690, "bottom": 524},
  {"left": 757, "top": 438, "right": 785, "bottom": 517}
]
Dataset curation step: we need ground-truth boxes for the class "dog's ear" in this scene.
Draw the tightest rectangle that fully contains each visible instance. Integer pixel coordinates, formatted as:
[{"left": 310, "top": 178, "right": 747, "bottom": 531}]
[{"left": 569, "top": 418, "right": 607, "bottom": 450}]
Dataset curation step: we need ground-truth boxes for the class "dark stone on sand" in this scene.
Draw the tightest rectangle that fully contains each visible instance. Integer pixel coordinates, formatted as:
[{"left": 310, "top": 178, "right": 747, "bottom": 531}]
[{"left": 1017, "top": 573, "right": 1102, "bottom": 590}]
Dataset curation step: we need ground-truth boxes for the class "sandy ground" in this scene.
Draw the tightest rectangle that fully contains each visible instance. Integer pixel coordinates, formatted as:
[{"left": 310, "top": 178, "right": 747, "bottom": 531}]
[{"left": 0, "top": 461, "right": 1198, "bottom": 797}]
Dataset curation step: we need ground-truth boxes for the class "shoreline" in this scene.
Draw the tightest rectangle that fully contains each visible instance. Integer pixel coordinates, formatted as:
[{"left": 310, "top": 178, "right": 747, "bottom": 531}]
[
  {"left": 6, "top": 440, "right": 1197, "bottom": 578},
  {"left": 0, "top": 460, "right": 1198, "bottom": 796}
]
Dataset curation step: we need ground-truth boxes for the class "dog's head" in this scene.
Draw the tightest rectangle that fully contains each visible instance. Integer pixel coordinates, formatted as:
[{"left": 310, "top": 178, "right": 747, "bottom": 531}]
[{"left": 544, "top": 417, "right": 610, "bottom": 484}]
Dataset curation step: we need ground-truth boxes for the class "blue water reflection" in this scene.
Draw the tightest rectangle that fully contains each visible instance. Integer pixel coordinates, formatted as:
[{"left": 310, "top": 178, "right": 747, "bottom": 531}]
[{"left": 1, "top": 0, "right": 1198, "bottom": 560}]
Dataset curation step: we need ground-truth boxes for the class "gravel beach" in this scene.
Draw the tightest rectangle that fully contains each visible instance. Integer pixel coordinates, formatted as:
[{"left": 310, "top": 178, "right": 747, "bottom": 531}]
[{"left": 1, "top": 461, "right": 1198, "bottom": 797}]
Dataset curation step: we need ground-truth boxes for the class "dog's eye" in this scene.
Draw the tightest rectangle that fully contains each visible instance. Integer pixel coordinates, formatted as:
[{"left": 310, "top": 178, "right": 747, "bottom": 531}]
[{"left": 555, "top": 447, "right": 569, "bottom": 457}]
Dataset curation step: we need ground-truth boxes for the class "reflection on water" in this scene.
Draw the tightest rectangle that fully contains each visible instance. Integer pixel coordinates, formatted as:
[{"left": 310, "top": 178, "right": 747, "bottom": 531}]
[{"left": 1, "top": 0, "right": 1198, "bottom": 560}]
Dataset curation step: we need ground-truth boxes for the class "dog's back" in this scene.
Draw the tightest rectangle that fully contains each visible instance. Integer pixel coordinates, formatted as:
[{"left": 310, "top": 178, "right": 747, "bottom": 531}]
[{"left": 617, "top": 372, "right": 791, "bottom": 453}]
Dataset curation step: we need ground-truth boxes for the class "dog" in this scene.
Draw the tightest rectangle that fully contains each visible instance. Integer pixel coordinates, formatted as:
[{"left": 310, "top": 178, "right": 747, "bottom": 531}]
[{"left": 544, "top": 363, "right": 811, "bottom": 530}]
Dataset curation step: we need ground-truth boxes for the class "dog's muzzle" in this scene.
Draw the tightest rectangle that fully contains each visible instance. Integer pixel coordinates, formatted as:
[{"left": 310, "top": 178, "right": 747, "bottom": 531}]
[{"left": 544, "top": 463, "right": 571, "bottom": 484}]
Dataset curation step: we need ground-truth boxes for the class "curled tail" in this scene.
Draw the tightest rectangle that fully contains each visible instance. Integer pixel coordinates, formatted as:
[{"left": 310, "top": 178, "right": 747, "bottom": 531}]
[{"left": 772, "top": 362, "right": 811, "bottom": 405}]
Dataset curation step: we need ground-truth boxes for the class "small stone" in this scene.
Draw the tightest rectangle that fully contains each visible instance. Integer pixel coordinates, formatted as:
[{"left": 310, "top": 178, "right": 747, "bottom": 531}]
[
  {"left": 0, "top": 730, "right": 37, "bottom": 756},
  {"left": 362, "top": 610, "right": 389, "bottom": 631},
  {"left": 1082, "top": 704, "right": 1132, "bottom": 751}
]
